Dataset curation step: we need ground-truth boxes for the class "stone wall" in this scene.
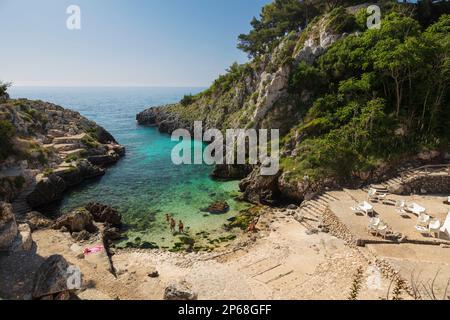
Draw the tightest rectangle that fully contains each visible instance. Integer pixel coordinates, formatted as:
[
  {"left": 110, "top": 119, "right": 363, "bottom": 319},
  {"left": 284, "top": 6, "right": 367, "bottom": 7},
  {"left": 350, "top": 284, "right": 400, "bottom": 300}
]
[
  {"left": 322, "top": 208, "right": 359, "bottom": 247},
  {"left": 389, "top": 174, "right": 450, "bottom": 195}
]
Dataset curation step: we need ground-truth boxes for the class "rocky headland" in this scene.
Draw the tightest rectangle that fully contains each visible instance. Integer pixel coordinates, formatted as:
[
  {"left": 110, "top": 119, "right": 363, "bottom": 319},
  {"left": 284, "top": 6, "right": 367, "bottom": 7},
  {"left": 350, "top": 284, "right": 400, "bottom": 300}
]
[{"left": 0, "top": 98, "right": 125, "bottom": 213}]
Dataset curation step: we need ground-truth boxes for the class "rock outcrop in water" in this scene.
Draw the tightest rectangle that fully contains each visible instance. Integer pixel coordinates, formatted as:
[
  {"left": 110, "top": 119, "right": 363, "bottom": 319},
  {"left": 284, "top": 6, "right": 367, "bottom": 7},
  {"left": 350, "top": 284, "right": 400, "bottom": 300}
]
[{"left": 0, "top": 98, "right": 125, "bottom": 211}]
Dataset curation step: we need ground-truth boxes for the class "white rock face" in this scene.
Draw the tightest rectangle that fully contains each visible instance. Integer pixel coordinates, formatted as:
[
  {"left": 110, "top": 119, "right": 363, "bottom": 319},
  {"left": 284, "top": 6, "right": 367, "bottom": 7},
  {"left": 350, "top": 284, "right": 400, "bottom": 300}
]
[
  {"left": 252, "top": 64, "right": 290, "bottom": 123},
  {"left": 252, "top": 16, "right": 343, "bottom": 126},
  {"left": 295, "top": 20, "right": 341, "bottom": 65}
]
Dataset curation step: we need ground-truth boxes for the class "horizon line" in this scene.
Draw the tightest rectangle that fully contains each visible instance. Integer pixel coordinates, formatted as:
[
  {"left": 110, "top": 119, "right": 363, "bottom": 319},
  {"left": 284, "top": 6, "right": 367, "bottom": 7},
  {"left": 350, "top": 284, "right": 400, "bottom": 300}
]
[{"left": 9, "top": 85, "right": 208, "bottom": 89}]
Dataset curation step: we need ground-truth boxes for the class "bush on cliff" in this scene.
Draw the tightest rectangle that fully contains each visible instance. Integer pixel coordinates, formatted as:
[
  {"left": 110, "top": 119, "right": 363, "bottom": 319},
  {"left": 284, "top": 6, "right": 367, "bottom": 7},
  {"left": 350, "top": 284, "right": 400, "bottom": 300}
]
[
  {"left": 0, "top": 81, "right": 10, "bottom": 97},
  {"left": 0, "top": 120, "right": 15, "bottom": 160}
]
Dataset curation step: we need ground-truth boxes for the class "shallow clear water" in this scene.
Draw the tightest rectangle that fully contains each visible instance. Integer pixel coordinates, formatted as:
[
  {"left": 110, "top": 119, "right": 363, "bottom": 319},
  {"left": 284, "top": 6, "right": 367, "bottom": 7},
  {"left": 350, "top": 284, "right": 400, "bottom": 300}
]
[{"left": 10, "top": 87, "right": 250, "bottom": 248}]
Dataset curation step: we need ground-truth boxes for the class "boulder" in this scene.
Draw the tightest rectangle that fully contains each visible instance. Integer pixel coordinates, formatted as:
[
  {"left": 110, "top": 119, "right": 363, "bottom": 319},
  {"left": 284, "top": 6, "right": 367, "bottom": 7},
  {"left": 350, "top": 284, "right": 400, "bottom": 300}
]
[
  {"left": 53, "top": 208, "right": 95, "bottom": 233},
  {"left": 17, "top": 223, "right": 33, "bottom": 250},
  {"left": 211, "top": 164, "right": 253, "bottom": 180},
  {"left": 163, "top": 281, "right": 198, "bottom": 300},
  {"left": 71, "top": 230, "right": 91, "bottom": 242},
  {"left": 27, "top": 175, "right": 66, "bottom": 208},
  {"left": 0, "top": 202, "right": 18, "bottom": 250},
  {"left": 201, "top": 201, "right": 230, "bottom": 215},
  {"left": 102, "top": 227, "right": 122, "bottom": 241},
  {"left": 239, "top": 168, "right": 282, "bottom": 205},
  {"left": 56, "top": 160, "right": 105, "bottom": 187},
  {"left": 26, "top": 211, "right": 53, "bottom": 231},
  {"left": 32, "top": 255, "right": 73, "bottom": 299},
  {"left": 85, "top": 203, "right": 122, "bottom": 226},
  {"left": 87, "top": 153, "right": 120, "bottom": 167}
]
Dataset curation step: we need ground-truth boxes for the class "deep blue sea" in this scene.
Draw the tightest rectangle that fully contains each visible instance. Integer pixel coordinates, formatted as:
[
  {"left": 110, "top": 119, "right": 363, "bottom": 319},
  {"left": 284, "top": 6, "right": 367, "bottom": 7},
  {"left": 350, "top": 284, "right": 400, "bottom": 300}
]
[{"left": 9, "top": 87, "right": 249, "bottom": 248}]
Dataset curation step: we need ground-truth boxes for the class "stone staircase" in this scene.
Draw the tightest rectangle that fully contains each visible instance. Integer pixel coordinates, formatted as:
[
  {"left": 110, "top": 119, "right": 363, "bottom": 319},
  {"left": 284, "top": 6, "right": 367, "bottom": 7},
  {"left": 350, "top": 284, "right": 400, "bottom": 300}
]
[
  {"left": 294, "top": 192, "right": 340, "bottom": 231},
  {"left": 44, "top": 133, "right": 87, "bottom": 160}
]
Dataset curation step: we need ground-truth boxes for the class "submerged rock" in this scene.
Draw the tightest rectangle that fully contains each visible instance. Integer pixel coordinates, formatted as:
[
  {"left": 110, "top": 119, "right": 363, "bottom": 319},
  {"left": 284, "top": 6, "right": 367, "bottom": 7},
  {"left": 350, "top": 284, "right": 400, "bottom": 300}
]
[
  {"left": 85, "top": 203, "right": 122, "bottom": 227},
  {"left": 201, "top": 201, "right": 230, "bottom": 215}
]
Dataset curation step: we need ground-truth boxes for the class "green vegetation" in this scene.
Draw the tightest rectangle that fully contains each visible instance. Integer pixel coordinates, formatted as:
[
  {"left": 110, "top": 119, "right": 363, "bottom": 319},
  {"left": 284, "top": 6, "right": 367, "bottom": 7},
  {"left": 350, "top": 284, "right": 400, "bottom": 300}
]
[
  {"left": 43, "top": 168, "right": 54, "bottom": 177},
  {"left": 180, "top": 94, "right": 195, "bottom": 106},
  {"left": 0, "top": 120, "right": 15, "bottom": 160},
  {"left": 227, "top": 206, "right": 262, "bottom": 230},
  {"left": 237, "top": 0, "right": 367, "bottom": 57},
  {"left": 81, "top": 134, "right": 100, "bottom": 149},
  {"left": 65, "top": 154, "right": 79, "bottom": 163},
  {"left": 0, "top": 81, "right": 10, "bottom": 97},
  {"left": 283, "top": 11, "right": 450, "bottom": 183}
]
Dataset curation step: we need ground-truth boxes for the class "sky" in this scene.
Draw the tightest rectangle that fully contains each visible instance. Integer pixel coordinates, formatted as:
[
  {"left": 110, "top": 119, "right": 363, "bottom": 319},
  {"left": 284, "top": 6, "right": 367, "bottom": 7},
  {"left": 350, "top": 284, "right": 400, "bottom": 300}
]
[{"left": 0, "top": 0, "right": 270, "bottom": 87}]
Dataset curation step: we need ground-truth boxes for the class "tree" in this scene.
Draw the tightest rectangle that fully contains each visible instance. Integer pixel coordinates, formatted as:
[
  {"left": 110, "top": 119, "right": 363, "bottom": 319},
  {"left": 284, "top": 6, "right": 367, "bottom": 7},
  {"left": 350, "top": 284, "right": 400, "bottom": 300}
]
[
  {"left": 0, "top": 120, "right": 15, "bottom": 160},
  {"left": 0, "top": 81, "right": 11, "bottom": 97}
]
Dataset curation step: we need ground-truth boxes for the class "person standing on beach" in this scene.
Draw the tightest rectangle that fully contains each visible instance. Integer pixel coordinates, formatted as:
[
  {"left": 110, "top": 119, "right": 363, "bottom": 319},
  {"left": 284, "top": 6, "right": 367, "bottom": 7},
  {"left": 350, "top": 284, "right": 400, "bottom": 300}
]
[
  {"left": 165, "top": 213, "right": 171, "bottom": 223},
  {"left": 170, "top": 218, "right": 176, "bottom": 233},
  {"left": 178, "top": 220, "right": 184, "bottom": 234}
]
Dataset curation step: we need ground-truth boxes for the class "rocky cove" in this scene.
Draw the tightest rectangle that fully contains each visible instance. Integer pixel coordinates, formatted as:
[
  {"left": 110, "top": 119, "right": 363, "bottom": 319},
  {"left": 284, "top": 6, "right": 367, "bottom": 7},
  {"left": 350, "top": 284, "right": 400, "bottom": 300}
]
[{"left": 0, "top": 87, "right": 259, "bottom": 253}]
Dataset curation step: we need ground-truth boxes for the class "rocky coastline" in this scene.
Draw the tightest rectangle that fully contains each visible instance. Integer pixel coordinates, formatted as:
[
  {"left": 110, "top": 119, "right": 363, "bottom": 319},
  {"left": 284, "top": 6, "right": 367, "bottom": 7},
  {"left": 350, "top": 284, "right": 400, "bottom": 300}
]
[{"left": 0, "top": 98, "right": 125, "bottom": 211}]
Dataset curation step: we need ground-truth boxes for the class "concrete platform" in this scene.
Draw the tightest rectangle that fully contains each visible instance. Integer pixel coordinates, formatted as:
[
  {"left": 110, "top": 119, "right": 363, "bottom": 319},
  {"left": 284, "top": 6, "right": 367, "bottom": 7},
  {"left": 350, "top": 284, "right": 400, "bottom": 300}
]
[{"left": 329, "top": 189, "right": 450, "bottom": 246}]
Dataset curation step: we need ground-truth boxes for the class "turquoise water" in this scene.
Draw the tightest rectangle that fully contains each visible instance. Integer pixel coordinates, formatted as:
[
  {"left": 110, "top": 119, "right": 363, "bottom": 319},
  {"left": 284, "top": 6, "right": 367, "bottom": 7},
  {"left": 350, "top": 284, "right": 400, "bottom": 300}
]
[{"left": 10, "top": 87, "right": 249, "bottom": 248}]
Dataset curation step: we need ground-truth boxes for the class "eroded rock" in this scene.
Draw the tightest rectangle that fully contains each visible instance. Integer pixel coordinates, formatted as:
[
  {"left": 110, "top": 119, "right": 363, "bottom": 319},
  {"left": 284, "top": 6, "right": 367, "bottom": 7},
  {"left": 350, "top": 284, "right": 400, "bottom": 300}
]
[
  {"left": 0, "top": 202, "right": 18, "bottom": 250},
  {"left": 164, "top": 281, "right": 198, "bottom": 301},
  {"left": 32, "top": 255, "right": 75, "bottom": 300},
  {"left": 53, "top": 208, "right": 96, "bottom": 233}
]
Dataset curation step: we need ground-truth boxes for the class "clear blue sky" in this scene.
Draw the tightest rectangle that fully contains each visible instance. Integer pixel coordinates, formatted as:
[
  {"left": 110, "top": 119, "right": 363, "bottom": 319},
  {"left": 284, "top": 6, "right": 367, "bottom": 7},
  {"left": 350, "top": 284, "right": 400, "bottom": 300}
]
[{"left": 0, "top": 0, "right": 270, "bottom": 87}]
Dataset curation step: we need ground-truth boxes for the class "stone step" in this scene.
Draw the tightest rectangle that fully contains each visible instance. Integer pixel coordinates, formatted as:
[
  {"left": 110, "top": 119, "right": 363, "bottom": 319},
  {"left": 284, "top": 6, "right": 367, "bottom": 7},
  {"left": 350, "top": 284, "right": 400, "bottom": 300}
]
[
  {"left": 60, "top": 148, "right": 86, "bottom": 158},
  {"left": 309, "top": 200, "right": 327, "bottom": 210},
  {"left": 53, "top": 133, "right": 86, "bottom": 144},
  {"left": 321, "top": 193, "right": 338, "bottom": 202},
  {"left": 301, "top": 207, "right": 320, "bottom": 218},
  {"left": 316, "top": 196, "right": 331, "bottom": 205},
  {"left": 53, "top": 143, "right": 79, "bottom": 152}
]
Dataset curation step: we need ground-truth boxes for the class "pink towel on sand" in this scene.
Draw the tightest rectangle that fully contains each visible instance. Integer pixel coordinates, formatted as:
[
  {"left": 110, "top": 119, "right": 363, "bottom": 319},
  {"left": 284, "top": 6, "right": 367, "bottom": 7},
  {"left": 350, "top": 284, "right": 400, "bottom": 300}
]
[{"left": 83, "top": 244, "right": 104, "bottom": 255}]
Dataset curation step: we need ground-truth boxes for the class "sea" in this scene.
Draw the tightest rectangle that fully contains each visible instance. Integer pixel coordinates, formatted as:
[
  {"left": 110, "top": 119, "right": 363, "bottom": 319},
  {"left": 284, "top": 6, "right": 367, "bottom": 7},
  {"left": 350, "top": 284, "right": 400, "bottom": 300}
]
[{"left": 9, "top": 87, "right": 250, "bottom": 249}]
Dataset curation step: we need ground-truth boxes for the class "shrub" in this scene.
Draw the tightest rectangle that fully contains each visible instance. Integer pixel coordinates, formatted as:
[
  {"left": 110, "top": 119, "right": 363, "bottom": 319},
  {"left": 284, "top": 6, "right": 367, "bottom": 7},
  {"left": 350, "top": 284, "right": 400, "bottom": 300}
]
[
  {"left": 180, "top": 94, "right": 195, "bottom": 106},
  {"left": 0, "top": 120, "right": 15, "bottom": 160}
]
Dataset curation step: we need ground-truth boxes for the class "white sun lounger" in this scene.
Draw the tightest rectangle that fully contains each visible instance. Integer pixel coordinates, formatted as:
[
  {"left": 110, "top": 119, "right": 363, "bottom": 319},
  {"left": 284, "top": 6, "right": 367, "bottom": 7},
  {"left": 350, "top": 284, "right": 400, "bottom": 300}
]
[
  {"left": 368, "top": 188, "right": 387, "bottom": 202},
  {"left": 440, "top": 212, "right": 450, "bottom": 238},
  {"left": 417, "top": 213, "right": 431, "bottom": 228},
  {"left": 429, "top": 220, "right": 441, "bottom": 237},
  {"left": 358, "top": 201, "right": 374, "bottom": 215},
  {"left": 376, "top": 222, "right": 388, "bottom": 239},
  {"left": 368, "top": 217, "right": 380, "bottom": 234},
  {"left": 407, "top": 203, "right": 426, "bottom": 216}
]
